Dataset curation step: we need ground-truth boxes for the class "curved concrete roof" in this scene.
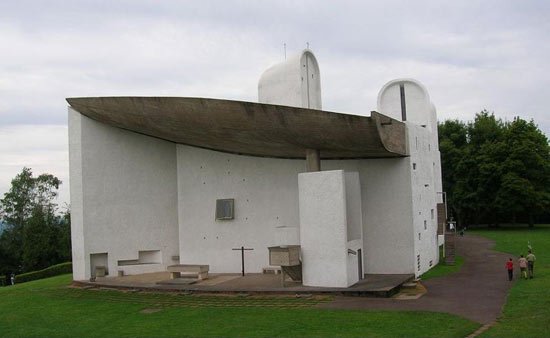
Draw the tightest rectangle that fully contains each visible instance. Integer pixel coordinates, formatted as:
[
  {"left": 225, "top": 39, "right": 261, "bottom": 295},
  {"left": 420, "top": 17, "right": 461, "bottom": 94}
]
[{"left": 66, "top": 97, "right": 407, "bottom": 159}]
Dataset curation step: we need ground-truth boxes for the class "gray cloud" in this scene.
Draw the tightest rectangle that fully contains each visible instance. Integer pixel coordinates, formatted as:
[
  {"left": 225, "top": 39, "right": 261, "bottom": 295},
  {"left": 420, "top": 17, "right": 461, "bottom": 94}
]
[
  {"left": 1, "top": 1, "right": 548, "bottom": 128},
  {"left": 1, "top": 0, "right": 549, "bottom": 199}
]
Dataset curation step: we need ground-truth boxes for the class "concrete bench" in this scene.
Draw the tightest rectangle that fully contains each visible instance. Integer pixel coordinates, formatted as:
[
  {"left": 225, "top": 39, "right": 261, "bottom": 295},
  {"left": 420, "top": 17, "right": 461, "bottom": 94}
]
[
  {"left": 95, "top": 266, "right": 106, "bottom": 277},
  {"left": 262, "top": 266, "right": 282, "bottom": 274},
  {"left": 167, "top": 264, "right": 209, "bottom": 280}
]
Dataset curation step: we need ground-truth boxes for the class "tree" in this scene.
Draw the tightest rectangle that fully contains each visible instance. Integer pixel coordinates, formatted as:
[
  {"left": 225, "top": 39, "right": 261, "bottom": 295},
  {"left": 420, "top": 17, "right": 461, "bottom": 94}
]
[
  {"left": 444, "top": 111, "right": 505, "bottom": 225},
  {"left": 0, "top": 167, "right": 61, "bottom": 227},
  {"left": 0, "top": 168, "right": 69, "bottom": 276},
  {"left": 495, "top": 118, "right": 550, "bottom": 226},
  {"left": 439, "top": 112, "right": 550, "bottom": 227},
  {"left": 438, "top": 119, "right": 467, "bottom": 222}
]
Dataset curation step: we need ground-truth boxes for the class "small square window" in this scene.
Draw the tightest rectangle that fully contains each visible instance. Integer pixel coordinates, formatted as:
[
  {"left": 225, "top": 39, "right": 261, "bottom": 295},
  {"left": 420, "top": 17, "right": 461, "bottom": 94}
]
[{"left": 215, "top": 199, "right": 235, "bottom": 220}]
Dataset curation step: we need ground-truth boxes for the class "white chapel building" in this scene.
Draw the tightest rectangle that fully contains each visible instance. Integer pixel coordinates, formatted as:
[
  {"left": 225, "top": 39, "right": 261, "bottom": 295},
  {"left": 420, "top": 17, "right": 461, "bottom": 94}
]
[{"left": 68, "top": 50, "right": 445, "bottom": 288}]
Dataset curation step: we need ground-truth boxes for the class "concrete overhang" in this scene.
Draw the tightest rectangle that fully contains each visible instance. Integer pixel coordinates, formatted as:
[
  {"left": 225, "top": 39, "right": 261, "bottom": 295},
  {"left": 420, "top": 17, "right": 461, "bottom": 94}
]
[{"left": 66, "top": 97, "right": 408, "bottom": 159}]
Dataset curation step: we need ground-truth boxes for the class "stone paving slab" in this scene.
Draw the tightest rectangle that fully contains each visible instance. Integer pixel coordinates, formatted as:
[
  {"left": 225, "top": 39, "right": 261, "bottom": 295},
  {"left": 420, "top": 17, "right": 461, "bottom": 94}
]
[{"left": 157, "top": 278, "right": 197, "bottom": 285}]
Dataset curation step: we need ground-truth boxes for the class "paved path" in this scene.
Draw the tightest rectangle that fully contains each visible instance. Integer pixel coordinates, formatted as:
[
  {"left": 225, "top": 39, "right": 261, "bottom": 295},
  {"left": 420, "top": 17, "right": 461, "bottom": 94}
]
[{"left": 319, "top": 234, "right": 515, "bottom": 324}]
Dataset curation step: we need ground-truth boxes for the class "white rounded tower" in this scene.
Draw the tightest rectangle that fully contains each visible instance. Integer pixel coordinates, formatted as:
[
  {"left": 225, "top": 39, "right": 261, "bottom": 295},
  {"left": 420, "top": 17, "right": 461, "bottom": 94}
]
[
  {"left": 377, "top": 78, "right": 435, "bottom": 131},
  {"left": 258, "top": 49, "right": 322, "bottom": 109}
]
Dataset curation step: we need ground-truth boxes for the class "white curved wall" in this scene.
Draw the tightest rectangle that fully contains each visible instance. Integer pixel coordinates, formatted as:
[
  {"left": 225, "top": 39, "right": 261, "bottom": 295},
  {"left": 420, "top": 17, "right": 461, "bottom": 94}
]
[
  {"left": 70, "top": 112, "right": 437, "bottom": 279},
  {"left": 258, "top": 49, "right": 322, "bottom": 109},
  {"left": 69, "top": 108, "right": 180, "bottom": 280},
  {"left": 177, "top": 145, "right": 304, "bottom": 273},
  {"left": 69, "top": 72, "right": 445, "bottom": 281}
]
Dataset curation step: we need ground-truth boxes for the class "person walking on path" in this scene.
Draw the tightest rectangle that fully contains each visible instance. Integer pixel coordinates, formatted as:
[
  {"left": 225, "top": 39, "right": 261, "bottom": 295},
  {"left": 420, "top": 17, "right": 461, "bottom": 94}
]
[
  {"left": 526, "top": 250, "right": 536, "bottom": 279},
  {"left": 506, "top": 258, "right": 514, "bottom": 281},
  {"left": 518, "top": 255, "right": 528, "bottom": 279}
]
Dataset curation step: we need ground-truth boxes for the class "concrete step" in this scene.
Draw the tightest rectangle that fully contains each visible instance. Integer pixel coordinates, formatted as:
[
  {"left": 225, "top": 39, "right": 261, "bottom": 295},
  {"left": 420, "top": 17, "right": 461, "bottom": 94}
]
[
  {"left": 282, "top": 264, "right": 302, "bottom": 281},
  {"left": 402, "top": 282, "right": 417, "bottom": 289}
]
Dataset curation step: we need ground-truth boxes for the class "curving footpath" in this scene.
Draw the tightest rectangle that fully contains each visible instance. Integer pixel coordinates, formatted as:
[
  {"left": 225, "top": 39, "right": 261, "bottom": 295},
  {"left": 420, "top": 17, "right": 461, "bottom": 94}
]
[{"left": 319, "top": 234, "right": 515, "bottom": 325}]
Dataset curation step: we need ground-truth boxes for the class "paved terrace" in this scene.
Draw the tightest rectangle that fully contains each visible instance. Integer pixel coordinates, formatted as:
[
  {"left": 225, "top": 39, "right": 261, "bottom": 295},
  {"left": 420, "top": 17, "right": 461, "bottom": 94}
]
[
  {"left": 75, "top": 272, "right": 413, "bottom": 297},
  {"left": 73, "top": 235, "right": 512, "bottom": 325}
]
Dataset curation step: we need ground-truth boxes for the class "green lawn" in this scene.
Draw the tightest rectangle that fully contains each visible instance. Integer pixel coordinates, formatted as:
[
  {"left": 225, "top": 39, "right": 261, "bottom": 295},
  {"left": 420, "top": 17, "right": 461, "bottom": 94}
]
[
  {"left": 0, "top": 274, "right": 479, "bottom": 337},
  {"left": 471, "top": 225, "right": 550, "bottom": 337},
  {"left": 420, "top": 256, "right": 464, "bottom": 281},
  {"left": 5, "top": 225, "right": 549, "bottom": 337}
]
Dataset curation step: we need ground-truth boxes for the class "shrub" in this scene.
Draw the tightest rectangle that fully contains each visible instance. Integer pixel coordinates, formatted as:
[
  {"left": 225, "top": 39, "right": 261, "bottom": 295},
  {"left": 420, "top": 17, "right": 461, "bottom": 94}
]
[
  {"left": 0, "top": 275, "right": 6, "bottom": 286},
  {"left": 15, "top": 262, "right": 72, "bottom": 284}
]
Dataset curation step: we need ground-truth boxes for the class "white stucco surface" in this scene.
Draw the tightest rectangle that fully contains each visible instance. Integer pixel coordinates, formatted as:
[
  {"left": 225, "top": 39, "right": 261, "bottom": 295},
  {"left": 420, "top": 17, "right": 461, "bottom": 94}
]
[
  {"left": 68, "top": 54, "right": 445, "bottom": 284},
  {"left": 177, "top": 145, "right": 304, "bottom": 273},
  {"left": 299, "top": 170, "right": 350, "bottom": 287},
  {"left": 274, "top": 226, "right": 300, "bottom": 246},
  {"left": 344, "top": 172, "right": 363, "bottom": 284},
  {"left": 377, "top": 79, "right": 433, "bottom": 127},
  {"left": 258, "top": 49, "right": 322, "bottom": 109},
  {"left": 377, "top": 78, "right": 443, "bottom": 276},
  {"left": 408, "top": 124, "right": 440, "bottom": 274},
  {"left": 319, "top": 159, "right": 419, "bottom": 275},
  {"left": 357, "top": 159, "right": 416, "bottom": 274},
  {"left": 68, "top": 109, "right": 85, "bottom": 280},
  {"left": 69, "top": 108, "right": 179, "bottom": 280},
  {"left": 345, "top": 172, "right": 362, "bottom": 242},
  {"left": 70, "top": 115, "right": 441, "bottom": 280},
  {"left": 296, "top": 170, "right": 362, "bottom": 287}
]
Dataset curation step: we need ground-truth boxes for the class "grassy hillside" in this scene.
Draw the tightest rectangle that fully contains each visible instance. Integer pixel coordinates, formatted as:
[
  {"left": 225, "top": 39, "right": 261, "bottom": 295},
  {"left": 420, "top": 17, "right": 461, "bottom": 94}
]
[
  {"left": 473, "top": 225, "right": 550, "bottom": 337},
  {"left": 0, "top": 274, "right": 478, "bottom": 337},
  {"left": 4, "top": 226, "right": 548, "bottom": 336}
]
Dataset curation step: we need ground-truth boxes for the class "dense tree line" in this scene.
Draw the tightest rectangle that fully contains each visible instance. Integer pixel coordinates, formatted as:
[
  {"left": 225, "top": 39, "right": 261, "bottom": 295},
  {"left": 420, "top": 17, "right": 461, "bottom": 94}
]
[
  {"left": 0, "top": 168, "right": 70, "bottom": 278},
  {"left": 439, "top": 111, "right": 550, "bottom": 227}
]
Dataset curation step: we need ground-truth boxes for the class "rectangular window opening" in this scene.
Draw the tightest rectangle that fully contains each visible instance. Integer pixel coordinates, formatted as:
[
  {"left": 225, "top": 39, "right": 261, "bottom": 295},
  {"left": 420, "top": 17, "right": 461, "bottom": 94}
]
[
  {"left": 400, "top": 84, "right": 407, "bottom": 121},
  {"left": 216, "top": 198, "right": 235, "bottom": 220}
]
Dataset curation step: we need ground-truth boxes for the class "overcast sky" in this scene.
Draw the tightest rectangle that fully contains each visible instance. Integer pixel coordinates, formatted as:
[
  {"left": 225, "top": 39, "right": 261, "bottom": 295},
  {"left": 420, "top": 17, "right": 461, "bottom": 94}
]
[{"left": 1, "top": 0, "right": 549, "bottom": 207}]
